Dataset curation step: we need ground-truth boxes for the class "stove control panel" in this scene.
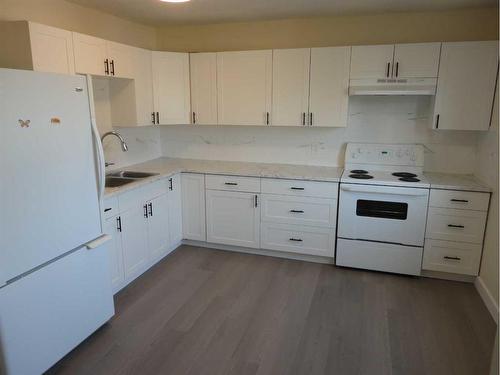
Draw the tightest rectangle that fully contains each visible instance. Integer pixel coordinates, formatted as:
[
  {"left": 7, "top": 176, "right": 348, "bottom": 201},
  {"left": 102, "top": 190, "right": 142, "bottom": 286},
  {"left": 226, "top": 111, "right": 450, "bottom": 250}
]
[{"left": 345, "top": 143, "right": 424, "bottom": 167}]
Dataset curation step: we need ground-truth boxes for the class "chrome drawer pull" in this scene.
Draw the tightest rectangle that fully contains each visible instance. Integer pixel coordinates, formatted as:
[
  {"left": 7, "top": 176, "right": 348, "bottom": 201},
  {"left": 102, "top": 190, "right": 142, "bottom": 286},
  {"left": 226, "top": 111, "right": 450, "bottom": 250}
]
[
  {"left": 448, "top": 224, "right": 465, "bottom": 228},
  {"left": 290, "top": 210, "right": 304, "bottom": 213},
  {"left": 224, "top": 182, "right": 238, "bottom": 186},
  {"left": 444, "top": 256, "right": 461, "bottom": 261},
  {"left": 289, "top": 238, "right": 303, "bottom": 242},
  {"left": 290, "top": 187, "right": 304, "bottom": 190},
  {"left": 450, "top": 199, "right": 468, "bottom": 203}
]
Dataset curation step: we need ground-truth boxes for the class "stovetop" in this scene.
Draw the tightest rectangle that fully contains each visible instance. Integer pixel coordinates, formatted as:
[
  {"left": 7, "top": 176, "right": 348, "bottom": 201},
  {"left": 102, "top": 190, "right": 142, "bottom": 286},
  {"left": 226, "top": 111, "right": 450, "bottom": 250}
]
[{"left": 341, "top": 169, "right": 430, "bottom": 188}]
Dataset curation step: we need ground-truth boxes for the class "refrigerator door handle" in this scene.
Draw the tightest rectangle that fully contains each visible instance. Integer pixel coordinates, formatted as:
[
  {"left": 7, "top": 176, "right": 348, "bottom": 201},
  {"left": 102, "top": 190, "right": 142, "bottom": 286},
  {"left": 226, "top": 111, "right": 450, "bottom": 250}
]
[
  {"left": 85, "top": 234, "right": 112, "bottom": 250},
  {"left": 85, "top": 75, "right": 106, "bottom": 200}
]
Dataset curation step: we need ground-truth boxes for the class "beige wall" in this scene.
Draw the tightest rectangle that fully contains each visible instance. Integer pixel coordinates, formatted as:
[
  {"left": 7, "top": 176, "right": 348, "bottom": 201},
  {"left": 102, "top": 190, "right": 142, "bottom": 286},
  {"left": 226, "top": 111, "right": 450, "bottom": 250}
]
[
  {"left": 157, "top": 8, "right": 499, "bottom": 52},
  {"left": 476, "top": 83, "right": 499, "bottom": 308},
  {"left": 0, "top": 0, "right": 156, "bottom": 49}
]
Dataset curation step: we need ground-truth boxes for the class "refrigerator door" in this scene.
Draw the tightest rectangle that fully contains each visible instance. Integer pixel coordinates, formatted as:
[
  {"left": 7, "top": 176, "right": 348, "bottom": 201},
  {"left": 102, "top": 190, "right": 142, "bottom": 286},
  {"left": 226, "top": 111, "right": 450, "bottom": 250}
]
[
  {"left": 0, "top": 242, "right": 114, "bottom": 375},
  {"left": 0, "top": 69, "right": 102, "bottom": 286}
]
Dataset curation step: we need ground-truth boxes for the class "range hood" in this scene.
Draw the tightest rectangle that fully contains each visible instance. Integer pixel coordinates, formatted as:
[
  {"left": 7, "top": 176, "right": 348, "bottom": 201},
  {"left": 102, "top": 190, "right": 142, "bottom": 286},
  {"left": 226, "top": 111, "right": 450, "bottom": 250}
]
[{"left": 349, "top": 78, "right": 437, "bottom": 96}]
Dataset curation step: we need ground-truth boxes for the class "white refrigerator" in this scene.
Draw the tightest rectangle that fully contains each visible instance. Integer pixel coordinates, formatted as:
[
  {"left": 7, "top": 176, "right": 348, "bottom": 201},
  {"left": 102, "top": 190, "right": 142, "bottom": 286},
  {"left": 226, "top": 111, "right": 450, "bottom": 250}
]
[{"left": 0, "top": 69, "right": 114, "bottom": 374}]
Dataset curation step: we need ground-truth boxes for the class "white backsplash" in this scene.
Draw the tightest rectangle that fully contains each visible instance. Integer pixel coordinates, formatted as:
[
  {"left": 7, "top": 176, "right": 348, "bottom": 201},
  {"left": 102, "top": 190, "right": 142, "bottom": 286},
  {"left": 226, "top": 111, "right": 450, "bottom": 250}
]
[
  {"left": 160, "top": 96, "right": 478, "bottom": 174},
  {"left": 102, "top": 126, "right": 162, "bottom": 170}
]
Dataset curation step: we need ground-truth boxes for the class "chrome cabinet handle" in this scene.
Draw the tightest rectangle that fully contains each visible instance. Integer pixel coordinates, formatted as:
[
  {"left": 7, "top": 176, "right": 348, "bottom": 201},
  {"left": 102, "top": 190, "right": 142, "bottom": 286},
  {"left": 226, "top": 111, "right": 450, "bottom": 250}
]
[
  {"left": 152, "top": 112, "right": 156, "bottom": 124},
  {"left": 116, "top": 216, "right": 122, "bottom": 232},
  {"left": 169, "top": 178, "right": 173, "bottom": 191},
  {"left": 290, "top": 187, "right": 304, "bottom": 191},
  {"left": 290, "top": 210, "right": 304, "bottom": 213},
  {"left": 156, "top": 112, "right": 160, "bottom": 124},
  {"left": 110, "top": 60, "right": 115, "bottom": 76},
  {"left": 192, "top": 112, "right": 196, "bottom": 124},
  {"left": 395, "top": 62, "right": 399, "bottom": 77},
  {"left": 386, "top": 62, "right": 391, "bottom": 77},
  {"left": 254, "top": 195, "right": 258, "bottom": 207},
  {"left": 104, "top": 59, "right": 109, "bottom": 75},
  {"left": 266, "top": 112, "right": 270, "bottom": 125},
  {"left": 444, "top": 256, "right": 461, "bottom": 261},
  {"left": 309, "top": 112, "right": 313, "bottom": 126},
  {"left": 435, "top": 114, "right": 440, "bottom": 129},
  {"left": 148, "top": 202, "right": 153, "bottom": 217},
  {"left": 302, "top": 112, "right": 306, "bottom": 126}
]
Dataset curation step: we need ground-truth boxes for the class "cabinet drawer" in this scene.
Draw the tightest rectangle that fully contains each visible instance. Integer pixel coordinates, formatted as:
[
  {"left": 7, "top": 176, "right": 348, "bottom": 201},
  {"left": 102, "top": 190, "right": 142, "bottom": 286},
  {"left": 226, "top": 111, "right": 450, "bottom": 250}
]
[
  {"left": 429, "top": 189, "right": 490, "bottom": 211},
  {"left": 102, "top": 196, "right": 119, "bottom": 219},
  {"left": 261, "top": 178, "right": 338, "bottom": 198},
  {"left": 118, "top": 179, "right": 168, "bottom": 211},
  {"left": 261, "top": 194, "right": 337, "bottom": 228},
  {"left": 426, "top": 207, "right": 487, "bottom": 244},
  {"left": 422, "top": 239, "right": 482, "bottom": 276},
  {"left": 205, "top": 174, "right": 260, "bottom": 193},
  {"left": 261, "top": 222, "right": 335, "bottom": 258}
]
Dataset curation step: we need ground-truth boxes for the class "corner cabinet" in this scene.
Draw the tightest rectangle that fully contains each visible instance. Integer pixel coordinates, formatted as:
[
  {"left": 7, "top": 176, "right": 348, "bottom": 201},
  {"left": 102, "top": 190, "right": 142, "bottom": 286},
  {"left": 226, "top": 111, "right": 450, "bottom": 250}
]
[
  {"left": 152, "top": 51, "right": 191, "bottom": 125},
  {"left": 190, "top": 52, "right": 218, "bottom": 125},
  {"left": 217, "top": 50, "right": 272, "bottom": 126},
  {"left": 432, "top": 41, "right": 498, "bottom": 131},
  {"left": 181, "top": 173, "right": 206, "bottom": 241}
]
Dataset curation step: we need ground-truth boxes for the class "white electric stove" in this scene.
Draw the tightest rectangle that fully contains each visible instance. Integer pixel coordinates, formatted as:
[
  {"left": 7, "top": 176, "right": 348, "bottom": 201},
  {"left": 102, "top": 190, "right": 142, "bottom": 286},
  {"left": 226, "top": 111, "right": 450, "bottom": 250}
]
[{"left": 336, "top": 143, "right": 430, "bottom": 276}]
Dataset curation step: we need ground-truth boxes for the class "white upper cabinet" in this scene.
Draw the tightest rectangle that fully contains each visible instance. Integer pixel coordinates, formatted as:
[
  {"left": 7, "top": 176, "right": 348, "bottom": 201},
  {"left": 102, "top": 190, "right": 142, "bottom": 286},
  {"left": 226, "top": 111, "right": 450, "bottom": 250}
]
[
  {"left": 272, "top": 48, "right": 311, "bottom": 126},
  {"left": 106, "top": 41, "right": 134, "bottom": 79},
  {"left": 309, "top": 46, "right": 351, "bottom": 127},
  {"left": 73, "top": 32, "right": 107, "bottom": 76},
  {"left": 131, "top": 47, "right": 154, "bottom": 126},
  {"left": 0, "top": 21, "right": 74, "bottom": 74},
  {"left": 152, "top": 51, "right": 191, "bottom": 125},
  {"left": 393, "top": 43, "right": 441, "bottom": 78},
  {"left": 29, "top": 23, "right": 75, "bottom": 75},
  {"left": 73, "top": 33, "right": 134, "bottom": 78},
  {"left": 433, "top": 41, "right": 498, "bottom": 131},
  {"left": 350, "top": 44, "right": 395, "bottom": 79},
  {"left": 190, "top": 52, "right": 218, "bottom": 125},
  {"left": 351, "top": 43, "right": 441, "bottom": 79},
  {"left": 217, "top": 50, "right": 272, "bottom": 126}
]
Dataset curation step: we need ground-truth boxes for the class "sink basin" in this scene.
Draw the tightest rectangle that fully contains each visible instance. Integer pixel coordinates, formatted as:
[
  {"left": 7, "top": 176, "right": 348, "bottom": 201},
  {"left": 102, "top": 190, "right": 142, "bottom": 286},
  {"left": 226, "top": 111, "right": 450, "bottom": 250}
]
[
  {"left": 107, "top": 171, "right": 159, "bottom": 179},
  {"left": 105, "top": 176, "right": 136, "bottom": 188}
]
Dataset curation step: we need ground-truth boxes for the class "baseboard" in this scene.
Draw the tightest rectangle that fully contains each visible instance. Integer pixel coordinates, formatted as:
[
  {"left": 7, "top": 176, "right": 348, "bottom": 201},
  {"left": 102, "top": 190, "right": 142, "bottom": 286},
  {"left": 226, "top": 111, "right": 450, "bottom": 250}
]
[
  {"left": 475, "top": 276, "right": 499, "bottom": 324},
  {"left": 182, "top": 240, "right": 335, "bottom": 265}
]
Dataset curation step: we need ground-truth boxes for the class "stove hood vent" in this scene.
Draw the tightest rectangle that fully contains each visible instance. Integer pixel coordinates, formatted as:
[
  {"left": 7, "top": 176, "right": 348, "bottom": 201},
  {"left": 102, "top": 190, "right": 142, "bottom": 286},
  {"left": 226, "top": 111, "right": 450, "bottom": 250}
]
[{"left": 348, "top": 78, "right": 437, "bottom": 96}]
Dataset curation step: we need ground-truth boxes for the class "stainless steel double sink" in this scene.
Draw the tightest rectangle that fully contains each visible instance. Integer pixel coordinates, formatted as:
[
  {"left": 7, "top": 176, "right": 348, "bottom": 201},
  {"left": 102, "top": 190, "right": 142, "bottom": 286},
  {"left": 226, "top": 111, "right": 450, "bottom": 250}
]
[{"left": 105, "top": 171, "right": 159, "bottom": 188}]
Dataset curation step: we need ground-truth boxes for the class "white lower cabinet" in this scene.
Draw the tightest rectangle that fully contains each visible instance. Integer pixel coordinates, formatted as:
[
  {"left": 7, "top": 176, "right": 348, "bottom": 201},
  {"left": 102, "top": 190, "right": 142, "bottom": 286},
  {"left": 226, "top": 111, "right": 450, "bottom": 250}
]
[
  {"left": 423, "top": 239, "right": 483, "bottom": 276},
  {"left": 103, "top": 215, "right": 125, "bottom": 292},
  {"left": 181, "top": 173, "right": 206, "bottom": 241},
  {"left": 261, "top": 222, "right": 335, "bottom": 257},
  {"left": 103, "top": 177, "right": 182, "bottom": 294},
  {"left": 206, "top": 190, "right": 261, "bottom": 248}
]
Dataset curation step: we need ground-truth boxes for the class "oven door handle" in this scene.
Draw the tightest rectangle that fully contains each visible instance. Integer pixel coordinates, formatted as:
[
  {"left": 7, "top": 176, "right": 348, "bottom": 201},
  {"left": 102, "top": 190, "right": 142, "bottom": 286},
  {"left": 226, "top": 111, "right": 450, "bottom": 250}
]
[{"left": 341, "top": 185, "right": 429, "bottom": 197}]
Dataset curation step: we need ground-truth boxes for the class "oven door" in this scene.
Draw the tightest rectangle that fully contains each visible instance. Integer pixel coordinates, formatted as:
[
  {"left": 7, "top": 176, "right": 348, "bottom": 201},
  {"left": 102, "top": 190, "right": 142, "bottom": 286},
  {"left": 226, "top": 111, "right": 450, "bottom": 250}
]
[{"left": 338, "top": 184, "right": 429, "bottom": 246}]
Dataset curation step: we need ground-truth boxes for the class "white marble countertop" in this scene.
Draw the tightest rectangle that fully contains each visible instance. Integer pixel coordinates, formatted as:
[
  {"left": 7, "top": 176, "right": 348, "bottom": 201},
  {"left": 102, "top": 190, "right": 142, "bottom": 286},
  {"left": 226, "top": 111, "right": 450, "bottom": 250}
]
[
  {"left": 104, "top": 157, "right": 492, "bottom": 197},
  {"left": 104, "top": 158, "right": 344, "bottom": 197},
  {"left": 424, "top": 172, "right": 491, "bottom": 193}
]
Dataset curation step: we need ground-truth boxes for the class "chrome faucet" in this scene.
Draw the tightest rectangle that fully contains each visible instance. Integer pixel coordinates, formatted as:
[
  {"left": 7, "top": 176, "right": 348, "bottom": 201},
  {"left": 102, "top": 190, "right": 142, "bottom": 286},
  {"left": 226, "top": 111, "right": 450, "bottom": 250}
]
[{"left": 101, "top": 131, "right": 128, "bottom": 152}]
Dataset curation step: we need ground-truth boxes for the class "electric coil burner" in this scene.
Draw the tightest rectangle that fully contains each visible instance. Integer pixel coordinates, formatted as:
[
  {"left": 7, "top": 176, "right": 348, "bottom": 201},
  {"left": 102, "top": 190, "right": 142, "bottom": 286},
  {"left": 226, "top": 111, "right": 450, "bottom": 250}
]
[{"left": 392, "top": 172, "right": 418, "bottom": 178}]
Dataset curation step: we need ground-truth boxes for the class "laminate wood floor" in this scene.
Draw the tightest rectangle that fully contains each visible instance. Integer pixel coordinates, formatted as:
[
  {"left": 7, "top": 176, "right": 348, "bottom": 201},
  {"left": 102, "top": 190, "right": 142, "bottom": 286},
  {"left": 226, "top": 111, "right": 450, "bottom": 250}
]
[{"left": 47, "top": 245, "right": 496, "bottom": 375}]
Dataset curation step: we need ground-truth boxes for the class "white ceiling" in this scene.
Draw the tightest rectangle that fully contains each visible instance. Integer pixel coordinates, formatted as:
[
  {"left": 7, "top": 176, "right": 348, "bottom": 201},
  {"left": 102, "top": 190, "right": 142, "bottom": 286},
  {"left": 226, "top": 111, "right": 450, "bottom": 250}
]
[{"left": 67, "top": 0, "right": 497, "bottom": 26}]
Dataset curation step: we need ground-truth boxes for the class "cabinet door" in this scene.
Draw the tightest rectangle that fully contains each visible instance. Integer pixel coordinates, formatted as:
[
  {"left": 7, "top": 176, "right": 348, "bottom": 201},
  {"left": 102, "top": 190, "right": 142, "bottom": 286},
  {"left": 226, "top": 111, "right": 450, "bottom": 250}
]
[
  {"left": 206, "top": 190, "right": 260, "bottom": 249},
  {"left": 168, "top": 174, "right": 183, "bottom": 247},
  {"left": 350, "top": 44, "right": 394, "bottom": 79},
  {"left": 120, "top": 205, "right": 149, "bottom": 280},
  {"left": 309, "top": 46, "right": 351, "bottom": 127},
  {"left": 433, "top": 41, "right": 498, "bottom": 131},
  {"left": 217, "top": 50, "right": 272, "bottom": 125},
  {"left": 132, "top": 47, "right": 154, "bottom": 126},
  {"left": 393, "top": 43, "right": 441, "bottom": 78},
  {"left": 181, "top": 173, "right": 206, "bottom": 241},
  {"left": 272, "top": 48, "right": 310, "bottom": 127},
  {"left": 107, "top": 41, "right": 134, "bottom": 78},
  {"left": 147, "top": 194, "right": 170, "bottom": 262},
  {"left": 28, "top": 22, "right": 75, "bottom": 75},
  {"left": 103, "top": 216, "right": 125, "bottom": 293},
  {"left": 152, "top": 51, "right": 191, "bottom": 125},
  {"left": 72, "top": 32, "right": 107, "bottom": 76},
  {"left": 190, "top": 53, "right": 218, "bottom": 125}
]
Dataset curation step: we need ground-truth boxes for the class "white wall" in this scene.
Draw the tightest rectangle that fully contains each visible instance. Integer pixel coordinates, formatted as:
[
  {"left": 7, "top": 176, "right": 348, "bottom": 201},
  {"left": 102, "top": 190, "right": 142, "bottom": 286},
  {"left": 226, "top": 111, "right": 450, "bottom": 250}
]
[
  {"left": 160, "top": 96, "right": 478, "bottom": 173},
  {"left": 475, "top": 84, "right": 499, "bottom": 310}
]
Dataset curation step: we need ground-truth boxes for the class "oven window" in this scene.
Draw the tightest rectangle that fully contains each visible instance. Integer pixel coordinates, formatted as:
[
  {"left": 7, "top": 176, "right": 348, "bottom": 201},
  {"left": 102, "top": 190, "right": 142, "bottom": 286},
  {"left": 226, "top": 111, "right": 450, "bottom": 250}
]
[{"left": 356, "top": 200, "right": 408, "bottom": 220}]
